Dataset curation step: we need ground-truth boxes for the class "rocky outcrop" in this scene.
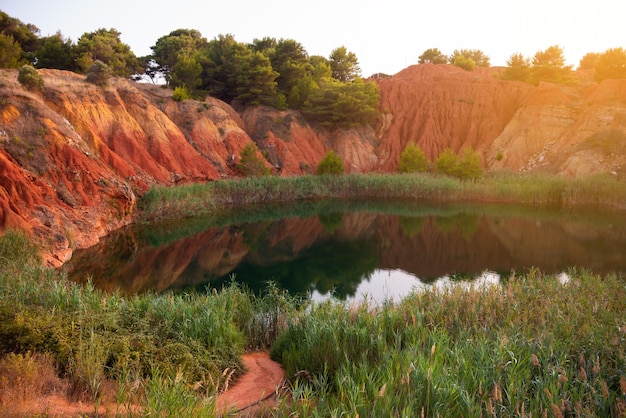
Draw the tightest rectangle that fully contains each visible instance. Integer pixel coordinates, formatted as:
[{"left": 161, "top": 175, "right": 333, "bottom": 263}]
[{"left": 1, "top": 65, "right": 626, "bottom": 264}]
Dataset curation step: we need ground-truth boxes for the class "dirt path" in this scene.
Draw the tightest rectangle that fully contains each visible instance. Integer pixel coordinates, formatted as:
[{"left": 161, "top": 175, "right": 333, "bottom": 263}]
[
  {"left": 0, "top": 351, "right": 285, "bottom": 417},
  {"left": 217, "top": 351, "right": 286, "bottom": 416}
]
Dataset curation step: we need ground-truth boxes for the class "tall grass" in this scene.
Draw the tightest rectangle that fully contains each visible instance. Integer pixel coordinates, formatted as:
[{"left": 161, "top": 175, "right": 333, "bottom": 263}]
[
  {"left": 139, "top": 172, "right": 626, "bottom": 222},
  {"left": 271, "top": 269, "right": 626, "bottom": 416},
  {"left": 0, "top": 230, "right": 298, "bottom": 414}
]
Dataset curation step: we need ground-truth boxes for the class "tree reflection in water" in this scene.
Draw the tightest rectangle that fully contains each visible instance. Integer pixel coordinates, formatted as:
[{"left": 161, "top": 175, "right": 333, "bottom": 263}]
[{"left": 65, "top": 201, "right": 626, "bottom": 301}]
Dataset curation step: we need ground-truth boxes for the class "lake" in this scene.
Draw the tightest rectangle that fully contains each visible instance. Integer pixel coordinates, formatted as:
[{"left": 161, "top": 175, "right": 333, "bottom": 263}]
[{"left": 65, "top": 200, "right": 626, "bottom": 303}]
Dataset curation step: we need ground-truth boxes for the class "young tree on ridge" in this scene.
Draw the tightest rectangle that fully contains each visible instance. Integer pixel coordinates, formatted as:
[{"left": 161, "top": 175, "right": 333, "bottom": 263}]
[
  {"left": 418, "top": 48, "right": 447, "bottom": 64},
  {"left": 330, "top": 46, "right": 361, "bottom": 82},
  {"left": 594, "top": 47, "right": 626, "bottom": 82}
]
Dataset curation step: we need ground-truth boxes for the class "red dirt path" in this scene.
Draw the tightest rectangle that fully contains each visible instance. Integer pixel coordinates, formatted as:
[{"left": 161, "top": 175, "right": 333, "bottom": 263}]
[{"left": 217, "top": 351, "right": 286, "bottom": 416}]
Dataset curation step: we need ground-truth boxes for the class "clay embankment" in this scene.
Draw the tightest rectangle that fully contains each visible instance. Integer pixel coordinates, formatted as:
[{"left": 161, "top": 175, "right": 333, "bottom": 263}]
[{"left": 2, "top": 65, "right": 626, "bottom": 263}]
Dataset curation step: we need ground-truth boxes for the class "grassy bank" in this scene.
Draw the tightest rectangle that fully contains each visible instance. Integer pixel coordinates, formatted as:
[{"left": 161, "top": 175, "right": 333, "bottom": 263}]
[
  {"left": 139, "top": 172, "right": 626, "bottom": 221},
  {"left": 0, "top": 230, "right": 297, "bottom": 416},
  {"left": 1, "top": 230, "right": 625, "bottom": 416},
  {"left": 270, "top": 269, "right": 626, "bottom": 416}
]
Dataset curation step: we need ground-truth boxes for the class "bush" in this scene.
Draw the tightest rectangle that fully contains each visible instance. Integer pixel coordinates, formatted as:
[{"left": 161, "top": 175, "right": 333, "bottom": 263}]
[
  {"left": 317, "top": 150, "right": 344, "bottom": 175},
  {"left": 435, "top": 147, "right": 482, "bottom": 180},
  {"left": 434, "top": 148, "right": 459, "bottom": 177},
  {"left": 17, "top": 65, "right": 44, "bottom": 91},
  {"left": 172, "top": 86, "right": 192, "bottom": 102},
  {"left": 85, "top": 60, "right": 112, "bottom": 87},
  {"left": 237, "top": 143, "right": 271, "bottom": 177},
  {"left": 398, "top": 143, "right": 430, "bottom": 173}
]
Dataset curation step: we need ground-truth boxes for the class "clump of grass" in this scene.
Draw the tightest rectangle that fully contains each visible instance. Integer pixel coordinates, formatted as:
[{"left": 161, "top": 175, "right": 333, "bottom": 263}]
[{"left": 271, "top": 269, "right": 626, "bottom": 416}]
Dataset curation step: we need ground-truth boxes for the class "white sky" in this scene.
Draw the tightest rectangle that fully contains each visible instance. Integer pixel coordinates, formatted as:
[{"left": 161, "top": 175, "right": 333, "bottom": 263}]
[{"left": 2, "top": 0, "right": 625, "bottom": 76}]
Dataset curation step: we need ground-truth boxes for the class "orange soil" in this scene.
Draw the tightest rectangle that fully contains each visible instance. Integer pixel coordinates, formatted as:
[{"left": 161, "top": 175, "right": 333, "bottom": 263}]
[{"left": 0, "top": 352, "right": 285, "bottom": 417}]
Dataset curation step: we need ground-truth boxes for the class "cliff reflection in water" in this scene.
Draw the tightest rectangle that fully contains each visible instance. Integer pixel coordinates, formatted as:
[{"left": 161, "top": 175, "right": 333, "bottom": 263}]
[{"left": 65, "top": 202, "right": 626, "bottom": 300}]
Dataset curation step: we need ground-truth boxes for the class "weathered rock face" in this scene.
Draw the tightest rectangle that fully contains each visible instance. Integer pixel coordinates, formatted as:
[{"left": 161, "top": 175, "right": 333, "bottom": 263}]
[
  {"left": 376, "top": 64, "right": 532, "bottom": 169},
  {"left": 1, "top": 65, "right": 625, "bottom": 264}
]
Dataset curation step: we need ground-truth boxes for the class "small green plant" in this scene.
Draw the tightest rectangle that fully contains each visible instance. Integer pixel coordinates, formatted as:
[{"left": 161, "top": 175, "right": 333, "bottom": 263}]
[
  {"left": 17, "top": 65, "right": 44, "bottom": 91},
  {"left": 398, "top": 143, "right": 430, "bottom": 173},
  {"left": 172, "top": 86, "right": 192, "bottom": 102},
  {"left": 85, "top": 60, "right": 112, "bottom": 87},
  {"left": 496, "top": 150, "right": 504, "bottom": 161},
  {"left": 237, "top": 143, "right": 271, "bottom": 177},
  {"left": 435, "top": 147, "right": 483, "bottom": 180},
  {"left": 317, "top": 150, "right": 344, "bottom": 175}
]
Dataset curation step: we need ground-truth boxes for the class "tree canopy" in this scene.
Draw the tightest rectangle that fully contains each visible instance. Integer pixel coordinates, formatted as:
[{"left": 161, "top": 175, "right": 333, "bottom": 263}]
[
  {"left": 502, "top": 46, "right": 576, "bottom": 85},
  {"left": 501, "top": 53, "right": 531, "bottom": 82},
  {"left": 418, "top": 48, "right": 447, "bottom": 64},
  {"left": 529, "top": 45, "right": 575, "bottom": 85},
  {"left": 398, "top": 143, "right": 430, "bottom": 173},
  {"left": 449, "top": 49, "right": 490, "bottom": 68},
  {"left": 594, "top": 48, "right": 626, "bottom": 82},
  {"left": 74, "top": 28, "right": 139, "bottom": 76},
  {"left": 329, "top": 46, "right": 361, "bottom": 82}
]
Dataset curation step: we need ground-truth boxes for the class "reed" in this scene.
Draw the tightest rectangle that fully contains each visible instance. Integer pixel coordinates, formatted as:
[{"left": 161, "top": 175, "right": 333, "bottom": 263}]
[
  {"left": 0, "top": 230, "right": 298, "bottom": 413},
  {"left": 139, "top": 172, "right": 626, "bottom": 222},
  {"left": 271, "top": 269, "right": 626, "bottom": 416}
]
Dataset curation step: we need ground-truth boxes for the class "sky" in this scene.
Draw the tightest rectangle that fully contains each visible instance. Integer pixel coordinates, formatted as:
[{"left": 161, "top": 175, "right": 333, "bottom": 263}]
[{"left": 2, "top": 0, "right": 625, "bottom": 76}]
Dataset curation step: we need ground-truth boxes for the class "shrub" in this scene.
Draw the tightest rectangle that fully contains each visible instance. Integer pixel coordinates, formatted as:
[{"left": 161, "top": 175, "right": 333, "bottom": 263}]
[
  {"left": 172, "top": 86, "right": 192, "bottom": 102},
  {"left": 85, "top": 60, "right": 112, "bottom": 87},
  {"left": 457, "top": 147, "right": 483, "bottom": 179},
  {"left": 317, "top": 150, "right": 344, "bottom": 175},
  {"left": 434, "top": 148, "right": 459, "bottom": 177},
  {"left": 435, "top": 147, "right": 482, "bottom": 180},
  {"left": 237, "top": 143, "right": 271, "bottom": 177},
  {"left": 17, "top": 65, "right": 44, "bottom": 91},
  {"left": 398, "top": 143, "right": 430, "bottom": 173}
]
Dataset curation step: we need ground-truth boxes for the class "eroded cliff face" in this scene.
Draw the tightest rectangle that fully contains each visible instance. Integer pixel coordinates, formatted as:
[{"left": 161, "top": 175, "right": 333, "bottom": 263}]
[{"left": 1, "top": 65, "right": 625, "bottom": 264}]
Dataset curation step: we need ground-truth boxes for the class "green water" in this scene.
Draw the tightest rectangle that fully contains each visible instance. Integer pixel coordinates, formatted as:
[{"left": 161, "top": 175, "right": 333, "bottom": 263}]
[{"left": 65, "top": 200, "right": 626, "bottom": 302}]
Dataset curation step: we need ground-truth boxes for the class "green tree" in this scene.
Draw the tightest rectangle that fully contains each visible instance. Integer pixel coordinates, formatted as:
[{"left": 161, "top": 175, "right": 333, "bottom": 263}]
[
  {"left": 17, "top": 64, "right": 44, "bottom": 90},
  {"left": 150, "top": 29, "right": 207, "bottom": 85},
  {"left": 237, "top": 143, "right": 271, "bottom": 176},
  {"left": 530, "top": 45, "right": 575, "bottom": 85},
  {"left": 201, "top": 34, "right": 278, "bottom": 105},
  {"left": 578, "top": 52, "right": 600, "bottom": 70},
  {"left": 0, "top": 34, "right": 25, "bottom": 68},
  {"left": 85, "top": 60, "right": 112, "bottom": 87},
  {"left": 450, "top": 49, "right": 490, "bottom": 67},
  {"left": 0, "top": 11, "right": 40, "bottom": 63},
  {"left": 35, "top": 32, "right": 74, "bottom": 70},
  {"left": 456, "top": 147, "right": 483, "bottom": 180},
  {"left": 302, "top": 78, "right": 379, "bottom": 129},
  {"left": 317, "top": 150, "right": 344, "bottom": 175},
  {"left": 234, "top": 51, "right": 279, "bottom": 106},
  {"left": 74, "top": 28, "right": 139, "bottom": 77},
  {"left": 171, "top": 52, "right": 202, "bottom": 90},
  {"left": 309, "top": 55, "right": 332, "bottom": 80},
  {"left": 398, "top": 143, "right": 430, "bottom": 173},
  {"left": 267, "top": 38, "right": 312, "bottom": 107},
  {"left": 501, "top": 53, "right": 531, "bottom": 82},
  {"left": 594, "top": 47, "right": 626, "bottom": 82},
  {"left": 434, "top": 148, "right": 459, "bottom": 177},
  {"left": 329, "top": 46, "right": 361, "bottom": 82},
  {"left": 434, "top": 147, "right": 482, "bottom": 179},
  {"left": 418, "top": 48, "right": 447, "bottom": 64},
  {"left": 451, "top": 54, "right": 476, "bottom": 71}
]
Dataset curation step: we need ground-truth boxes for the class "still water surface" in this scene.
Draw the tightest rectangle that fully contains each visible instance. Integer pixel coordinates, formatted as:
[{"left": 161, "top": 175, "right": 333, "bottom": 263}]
[{"left": 65, "top": 200, "right": 626, "bottom": 303}]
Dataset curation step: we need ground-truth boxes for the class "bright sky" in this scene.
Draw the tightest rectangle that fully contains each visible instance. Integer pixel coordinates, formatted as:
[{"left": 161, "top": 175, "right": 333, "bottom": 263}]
[{"left": 2, "top": 0, "right": 625, "bottom": 76}]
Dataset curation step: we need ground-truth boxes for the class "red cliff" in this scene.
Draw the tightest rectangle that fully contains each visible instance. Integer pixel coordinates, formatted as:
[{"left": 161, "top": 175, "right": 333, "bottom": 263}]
[{"left": 1, "top": 65, "right": 625, "bottom": 263}]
